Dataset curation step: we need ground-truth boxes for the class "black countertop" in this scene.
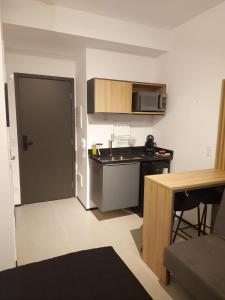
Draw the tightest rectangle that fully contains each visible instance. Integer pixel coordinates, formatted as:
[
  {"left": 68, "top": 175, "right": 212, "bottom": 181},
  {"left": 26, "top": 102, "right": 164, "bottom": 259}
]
[{"left": 89, "top": 146, "right": 173, "bottom": 164}]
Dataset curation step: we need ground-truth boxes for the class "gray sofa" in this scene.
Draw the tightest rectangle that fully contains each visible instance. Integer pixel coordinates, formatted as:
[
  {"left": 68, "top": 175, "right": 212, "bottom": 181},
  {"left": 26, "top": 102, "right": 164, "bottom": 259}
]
[{"left": 164, "top": 190, "right": 225, "bottom": 300}]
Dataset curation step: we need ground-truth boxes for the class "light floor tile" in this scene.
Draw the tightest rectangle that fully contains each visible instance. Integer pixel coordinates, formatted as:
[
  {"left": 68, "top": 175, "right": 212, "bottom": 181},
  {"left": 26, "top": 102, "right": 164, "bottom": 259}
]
[{"left": 15, "top": 198, "right": 193, "bottom": 300}]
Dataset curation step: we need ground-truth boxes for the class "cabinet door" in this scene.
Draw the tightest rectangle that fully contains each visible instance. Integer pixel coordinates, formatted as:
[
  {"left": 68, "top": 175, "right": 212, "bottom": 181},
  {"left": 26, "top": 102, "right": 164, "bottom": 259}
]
[
  {"left": 110, "top": 80, "right": 132, "bottom": 113},
  {"left": 102, "top": 162, "right": 140, "bottom": 212},
  {"left": 95, "top": 79, "right": 111, "bottom": 112},
  {"left": 94, "top": 79, "right": 132, "bottom": 113}
]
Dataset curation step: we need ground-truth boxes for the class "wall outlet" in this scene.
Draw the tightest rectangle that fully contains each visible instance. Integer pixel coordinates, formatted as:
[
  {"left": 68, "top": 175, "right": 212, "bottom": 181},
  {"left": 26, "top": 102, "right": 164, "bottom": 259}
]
[{"left": 206, "top": 146, "right": 212, "bottom": 157}]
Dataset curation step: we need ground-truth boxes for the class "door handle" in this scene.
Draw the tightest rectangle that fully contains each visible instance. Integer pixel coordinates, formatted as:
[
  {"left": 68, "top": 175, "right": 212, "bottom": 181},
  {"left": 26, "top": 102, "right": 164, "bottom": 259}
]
[{"left": 22, "top": 135, "right": 33, "bottom": 151}]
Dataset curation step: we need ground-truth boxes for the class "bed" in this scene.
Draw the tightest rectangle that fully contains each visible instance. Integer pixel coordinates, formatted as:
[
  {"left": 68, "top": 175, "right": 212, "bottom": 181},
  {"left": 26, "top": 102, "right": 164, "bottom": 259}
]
[{"left": 0, "top": 246, "right": 152, "bottom": 300}]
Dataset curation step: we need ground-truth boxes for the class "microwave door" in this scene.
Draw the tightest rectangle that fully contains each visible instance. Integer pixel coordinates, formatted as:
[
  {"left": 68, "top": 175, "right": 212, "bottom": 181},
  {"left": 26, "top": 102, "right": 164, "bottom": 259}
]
[{"left": 141, "top": 93, "right": 159, "bottom": 111}]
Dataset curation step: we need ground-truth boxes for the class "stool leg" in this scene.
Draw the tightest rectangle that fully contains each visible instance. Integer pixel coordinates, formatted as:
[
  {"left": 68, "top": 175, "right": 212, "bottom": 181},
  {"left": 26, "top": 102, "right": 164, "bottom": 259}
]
[
  {"left": 173, "top": 211, "right": 184, "bottom": 243},
  {"left": 200, "top": 204, "right": 206, "bottom": 234},
  {"left": 203, "top": 205, "right": 208, "bottom": 234},
  {"left": 197, "top": 205, "right": 201, "bottom": 236},
  {"left": 173, "top": 212, "right": 176, "bottom": 225}
]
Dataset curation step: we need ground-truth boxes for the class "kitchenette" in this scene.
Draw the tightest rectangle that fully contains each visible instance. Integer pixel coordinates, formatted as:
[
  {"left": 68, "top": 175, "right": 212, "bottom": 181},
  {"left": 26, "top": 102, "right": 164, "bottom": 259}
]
[
  {"left": 87, "top": 77, "right": 173, "bottom": 215},
  {"left": 87, "top": 77, "right": 174, "bottom": 214},
  {"left": 89, "top": 138, "right": 173, "bottom": 215}
]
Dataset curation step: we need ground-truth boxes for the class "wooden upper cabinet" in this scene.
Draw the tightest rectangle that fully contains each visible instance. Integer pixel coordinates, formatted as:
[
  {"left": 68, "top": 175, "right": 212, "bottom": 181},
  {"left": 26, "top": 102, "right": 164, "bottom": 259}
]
[
  {"left": 87, "top": 78, "right": 132, "bottom": 113},
  {"left": 87, "top": 78, "right": 166, "bottom": 115}
]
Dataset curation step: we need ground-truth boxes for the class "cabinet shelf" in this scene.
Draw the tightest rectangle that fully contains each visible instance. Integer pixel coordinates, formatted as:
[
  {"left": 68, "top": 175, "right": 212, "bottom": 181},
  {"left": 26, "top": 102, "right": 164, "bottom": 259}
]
[{"left": 131, "top": 112, "right": 165, "bottom": 115}]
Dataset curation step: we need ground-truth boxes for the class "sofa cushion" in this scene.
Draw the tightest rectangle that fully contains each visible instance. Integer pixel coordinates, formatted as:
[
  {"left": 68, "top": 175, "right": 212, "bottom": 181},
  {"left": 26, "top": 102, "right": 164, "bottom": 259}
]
[{"left": 164, "top": 235, "right": 225, "bottom": 300}]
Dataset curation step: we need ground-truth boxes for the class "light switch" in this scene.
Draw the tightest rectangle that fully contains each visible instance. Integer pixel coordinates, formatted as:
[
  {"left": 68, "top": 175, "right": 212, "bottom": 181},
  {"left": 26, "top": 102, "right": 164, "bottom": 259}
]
[{"left": 206, "top": 146, "right": 212, "bottom": 157}]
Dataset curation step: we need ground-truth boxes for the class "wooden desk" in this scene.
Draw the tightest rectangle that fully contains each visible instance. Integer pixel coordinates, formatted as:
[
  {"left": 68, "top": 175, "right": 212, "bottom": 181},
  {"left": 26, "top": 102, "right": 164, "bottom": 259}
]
[{"left": 142, "top": 168, "right": 225, "bottom": 284}]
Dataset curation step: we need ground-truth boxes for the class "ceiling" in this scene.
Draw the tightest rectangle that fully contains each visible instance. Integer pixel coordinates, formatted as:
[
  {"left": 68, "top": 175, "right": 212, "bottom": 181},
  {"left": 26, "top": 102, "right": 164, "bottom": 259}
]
[{"left": 37, "top": 0, "right": 225, "bottom": 30}]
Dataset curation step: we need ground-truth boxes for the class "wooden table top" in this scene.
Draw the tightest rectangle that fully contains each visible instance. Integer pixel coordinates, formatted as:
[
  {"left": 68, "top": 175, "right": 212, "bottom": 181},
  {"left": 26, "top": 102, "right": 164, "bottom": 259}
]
[{"left": 145, "top": 168, "right": 225, "bottom": 190}]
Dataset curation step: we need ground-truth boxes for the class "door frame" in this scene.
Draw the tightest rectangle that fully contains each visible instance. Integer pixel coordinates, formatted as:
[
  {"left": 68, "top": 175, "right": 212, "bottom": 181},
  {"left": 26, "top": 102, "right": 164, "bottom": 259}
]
[
  {"left": 14, "top": 73, "right": 75, "bottom": 203},
  {"left": 215, "top": 79, "right": 225, "bottom": 170}
]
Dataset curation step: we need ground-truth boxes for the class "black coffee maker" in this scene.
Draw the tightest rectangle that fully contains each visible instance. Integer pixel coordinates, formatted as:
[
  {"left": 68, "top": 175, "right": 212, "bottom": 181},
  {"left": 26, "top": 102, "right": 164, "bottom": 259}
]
[{"left": 145, "top": 135, "right": 156, "bottom": 156}]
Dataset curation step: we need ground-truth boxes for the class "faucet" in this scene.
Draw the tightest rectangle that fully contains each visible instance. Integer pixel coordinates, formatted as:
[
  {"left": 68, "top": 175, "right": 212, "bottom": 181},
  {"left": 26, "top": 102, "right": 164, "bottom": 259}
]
[
  {"left": 108, "top": 134, "right": 115, "bottom": 156},
  {"left": 108, "top": 140, "right": 113, "bottom": 156}
]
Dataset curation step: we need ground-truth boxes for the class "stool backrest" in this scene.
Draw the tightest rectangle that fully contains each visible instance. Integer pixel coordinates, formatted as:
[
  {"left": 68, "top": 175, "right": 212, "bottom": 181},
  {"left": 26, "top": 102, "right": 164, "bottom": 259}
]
[{"left": 213, "top": 190, "right": 225, "bottom": 240}]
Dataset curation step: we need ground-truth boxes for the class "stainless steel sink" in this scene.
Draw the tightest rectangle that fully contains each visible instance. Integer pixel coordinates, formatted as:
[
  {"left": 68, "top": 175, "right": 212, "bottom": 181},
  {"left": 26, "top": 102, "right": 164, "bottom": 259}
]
[
  {"left": 98, "top": 154, "right": 141, "bottom": 162},
  {"left": 111, "top": 155, "right": 135, "bottom": 160}
]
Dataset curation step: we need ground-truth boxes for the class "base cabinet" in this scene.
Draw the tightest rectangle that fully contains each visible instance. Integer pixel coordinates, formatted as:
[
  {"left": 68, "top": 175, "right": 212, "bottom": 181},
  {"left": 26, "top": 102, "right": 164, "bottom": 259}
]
[
  {"left": 90, "top": 159, "right": 140, "bottom": 212},
  {"left": 137, "top": 160, "right": 171, "bottom": 216}
]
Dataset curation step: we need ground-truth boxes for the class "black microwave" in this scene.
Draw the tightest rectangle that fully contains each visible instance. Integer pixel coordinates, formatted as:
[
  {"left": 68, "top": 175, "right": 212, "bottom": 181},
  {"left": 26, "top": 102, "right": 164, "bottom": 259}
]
[{"left": 132, "top": 91, "right": 166, "bottom": 112}]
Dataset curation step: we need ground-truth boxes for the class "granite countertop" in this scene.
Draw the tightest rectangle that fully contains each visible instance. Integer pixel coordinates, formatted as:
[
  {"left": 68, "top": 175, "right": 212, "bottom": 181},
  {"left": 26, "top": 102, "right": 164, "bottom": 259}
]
[{"left": 89, "top": 146, "right": 173, "bottom": 164}]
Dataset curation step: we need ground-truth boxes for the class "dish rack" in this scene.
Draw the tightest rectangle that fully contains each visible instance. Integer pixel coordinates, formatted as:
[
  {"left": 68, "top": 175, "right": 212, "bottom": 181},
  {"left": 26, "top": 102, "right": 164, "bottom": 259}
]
[{"left": 111, "top": 133, "right": 136, "bottom": 147}]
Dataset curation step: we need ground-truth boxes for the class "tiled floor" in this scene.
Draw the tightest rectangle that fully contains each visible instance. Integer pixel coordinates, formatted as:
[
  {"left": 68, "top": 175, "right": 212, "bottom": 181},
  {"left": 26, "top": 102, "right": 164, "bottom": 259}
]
[{"left": 15, "top": 198, "right": 193, "bottom": 300}]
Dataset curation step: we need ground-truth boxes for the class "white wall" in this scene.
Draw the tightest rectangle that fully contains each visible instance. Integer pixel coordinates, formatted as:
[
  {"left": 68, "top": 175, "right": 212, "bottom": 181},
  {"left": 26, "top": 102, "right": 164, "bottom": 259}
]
[
  {"left": 5, "top": 51, "right": 76, "bottom": 205},
  {"left": 73, "top": 47, "right": 88, "bottom": 208},
  {"left": 86, "top": 48, "right": 158, "bottom": 149},
  {"left": 86, "top": 48, "right": 161, "bottom": 208},
  {"left": 3, "top": 0, "right": 225, "bottom": 213},
  {"left": 0, "top": 5, "right": 16, "bottom": 270},
  {"left": 154, "top": 2, "right": 225, "bottom": 172},
  {"left": 154, "top": 2, "right": 225, "bottom": 223},
  {"left": 2, "top": 0, "right": 170, "bottom": 210}
]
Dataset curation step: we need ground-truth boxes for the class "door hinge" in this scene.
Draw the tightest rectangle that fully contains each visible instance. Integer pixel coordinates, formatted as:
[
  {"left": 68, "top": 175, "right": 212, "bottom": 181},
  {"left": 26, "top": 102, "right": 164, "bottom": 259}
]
[
  {"left": 70, "top": 138, "right": 73, "bottom": 145},
  {"left": 72, "top": 181, "right": 74, "bottom": 188},
  {"left": 69, "top": 92, "right": 73, "bottom": 100}
]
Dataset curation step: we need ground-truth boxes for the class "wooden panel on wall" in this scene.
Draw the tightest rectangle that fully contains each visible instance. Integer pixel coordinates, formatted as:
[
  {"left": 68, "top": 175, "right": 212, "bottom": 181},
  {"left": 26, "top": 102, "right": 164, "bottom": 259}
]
[
  {"left": 215, "top": 80, "right": 225, "bottom": 170},
  {"left": 142, "top": 177, "right": 173, "bottom": 283}
]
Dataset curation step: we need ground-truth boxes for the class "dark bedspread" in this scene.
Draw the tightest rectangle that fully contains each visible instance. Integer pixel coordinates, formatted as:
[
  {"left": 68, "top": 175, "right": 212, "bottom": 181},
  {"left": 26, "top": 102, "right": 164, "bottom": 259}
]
[{"left": 0, "top": 246, "right": 152, "bottom": 300}]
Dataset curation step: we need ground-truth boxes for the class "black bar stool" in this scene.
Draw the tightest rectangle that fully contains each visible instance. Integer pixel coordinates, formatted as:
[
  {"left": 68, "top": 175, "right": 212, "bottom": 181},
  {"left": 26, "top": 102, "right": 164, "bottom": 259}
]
[
  {"left": 189, "top": 188, "right": 223, "bottom": 234},
  {"left": 173, "top": 191, "right": 201, "bottom": 243}
]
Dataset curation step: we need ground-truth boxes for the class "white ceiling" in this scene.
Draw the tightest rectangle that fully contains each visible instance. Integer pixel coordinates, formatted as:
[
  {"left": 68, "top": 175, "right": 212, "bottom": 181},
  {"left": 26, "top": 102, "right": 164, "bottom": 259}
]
[{"left": 38, "top": 0, "right": 225, "bottom": 29}]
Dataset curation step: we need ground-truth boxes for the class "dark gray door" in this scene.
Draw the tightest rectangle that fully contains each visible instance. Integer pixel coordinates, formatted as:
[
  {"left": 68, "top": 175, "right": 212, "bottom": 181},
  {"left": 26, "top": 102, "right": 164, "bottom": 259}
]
[{"left": 14, "top": 73, "right": 75, "bottom": 204}]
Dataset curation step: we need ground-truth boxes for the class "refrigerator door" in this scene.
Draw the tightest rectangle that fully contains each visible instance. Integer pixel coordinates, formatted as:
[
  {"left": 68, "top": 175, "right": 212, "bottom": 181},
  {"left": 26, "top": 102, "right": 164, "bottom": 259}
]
[{"left": 102, "top": 162, "right": 140, "bottom": 212}]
